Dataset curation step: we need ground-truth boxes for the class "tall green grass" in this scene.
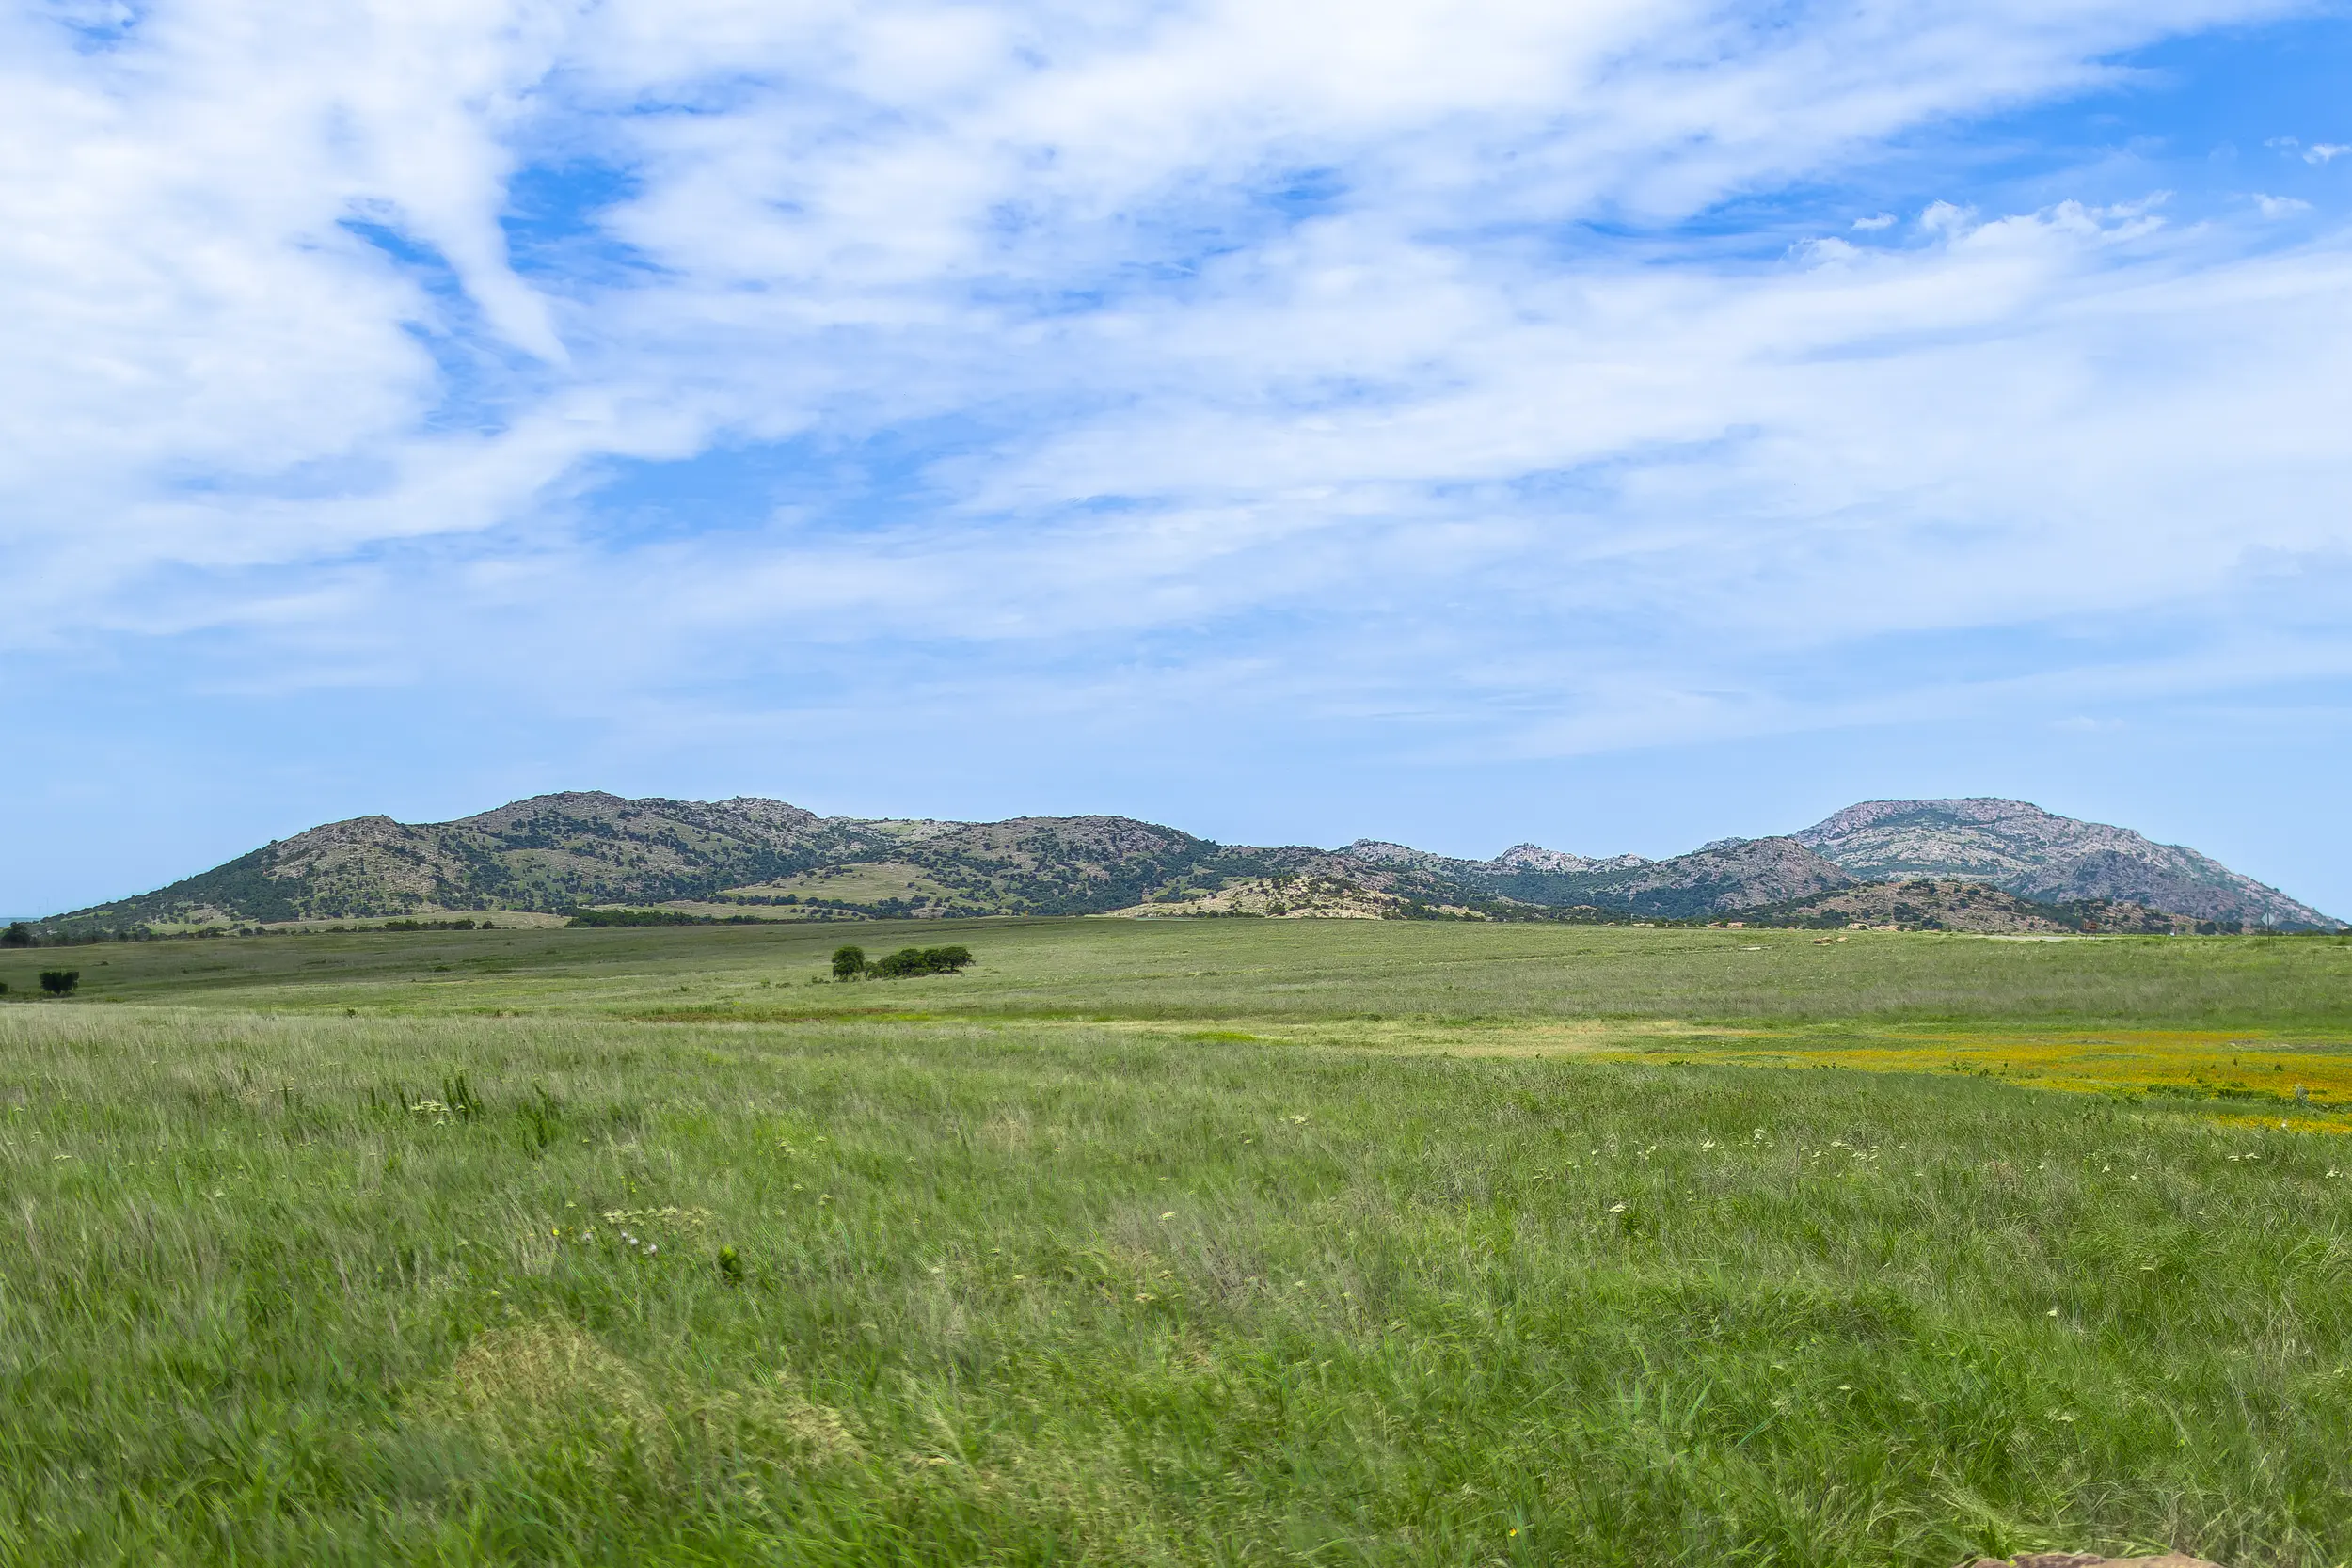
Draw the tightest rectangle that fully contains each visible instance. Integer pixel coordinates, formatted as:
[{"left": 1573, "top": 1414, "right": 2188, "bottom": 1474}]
[{"left": 4, "top": 1004, "right": 2348, "bottom": 1564}]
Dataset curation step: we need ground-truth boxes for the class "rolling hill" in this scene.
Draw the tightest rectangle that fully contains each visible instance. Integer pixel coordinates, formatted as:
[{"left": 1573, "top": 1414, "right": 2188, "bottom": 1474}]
[{"left": 34, "top": 792, "right": 2339, "bottom": 934}]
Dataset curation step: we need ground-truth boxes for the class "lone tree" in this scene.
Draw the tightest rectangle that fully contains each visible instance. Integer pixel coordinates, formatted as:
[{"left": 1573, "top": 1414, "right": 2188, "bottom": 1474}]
[
  {"left": 1, "top": 922, "right": 32, "bottom": 947},
  {"left": 38, "top": 970, "right": 79, "bottom": 996},
  {"left": 831, "top": 944, "right": 867, "bottom": 980}
]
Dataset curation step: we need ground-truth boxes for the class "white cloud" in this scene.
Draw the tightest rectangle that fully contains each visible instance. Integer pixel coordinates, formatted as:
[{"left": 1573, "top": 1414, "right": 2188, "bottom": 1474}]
[
  {"left": 2255, "top": 193, "right": 2313, "bottom": 216},
  {"left": 1, "top": 0, "right": 2346, "bottom": 767},
  {"left": 2272, "top": 136, "right": 2352, "bottom": 165}
]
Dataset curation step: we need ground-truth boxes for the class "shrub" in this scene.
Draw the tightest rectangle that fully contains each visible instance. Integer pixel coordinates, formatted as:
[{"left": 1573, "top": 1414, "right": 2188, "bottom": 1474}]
[
  {"left": 1, "top": 922, "right": 32, "bottom": 947},
  {"left": 38, "top": 970, "right": 80, "bottom": 996},
  {"left": 831, "top": 945, "right": 867, "bottom": 980}
]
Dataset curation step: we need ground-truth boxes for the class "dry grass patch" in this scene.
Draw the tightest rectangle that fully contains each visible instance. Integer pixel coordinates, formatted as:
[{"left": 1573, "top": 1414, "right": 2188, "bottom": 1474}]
[{"left": 418, "top": 1320, "right": 673, "bottom": 1477}]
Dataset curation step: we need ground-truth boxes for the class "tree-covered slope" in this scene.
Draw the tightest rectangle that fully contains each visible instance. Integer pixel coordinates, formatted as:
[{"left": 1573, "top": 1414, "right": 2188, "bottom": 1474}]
[{"left": 54, "top": 794, "right": 861, "bottom": 927}]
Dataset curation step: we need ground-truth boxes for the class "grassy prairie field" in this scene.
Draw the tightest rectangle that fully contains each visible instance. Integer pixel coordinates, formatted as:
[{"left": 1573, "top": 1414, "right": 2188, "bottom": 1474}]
[
  {"left": 18, "top": 914, "right": 2352, "bottom": 1028},
  {"left": 4, "top": 920, "right": 2352, "bottom": 1564}
]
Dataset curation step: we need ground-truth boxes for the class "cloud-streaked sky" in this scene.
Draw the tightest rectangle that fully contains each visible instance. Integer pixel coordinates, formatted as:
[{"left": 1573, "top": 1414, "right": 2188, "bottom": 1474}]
[{"left": 6, "top": 0, "right": 2351, "bottom": 918}]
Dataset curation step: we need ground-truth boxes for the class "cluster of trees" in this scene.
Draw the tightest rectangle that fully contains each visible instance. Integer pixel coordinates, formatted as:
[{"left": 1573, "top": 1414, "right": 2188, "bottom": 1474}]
[
  {"left": 830, "top": 944, "right": 974, "bottom": 980},
  {"left": 0, "top": 971, "right": 80, "bottom": 998}
]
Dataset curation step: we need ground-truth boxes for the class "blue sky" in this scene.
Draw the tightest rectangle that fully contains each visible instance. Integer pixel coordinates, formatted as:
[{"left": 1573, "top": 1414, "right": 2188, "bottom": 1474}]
[{"left": 5, "top": 0, "right": 2351, "bottom": 918}]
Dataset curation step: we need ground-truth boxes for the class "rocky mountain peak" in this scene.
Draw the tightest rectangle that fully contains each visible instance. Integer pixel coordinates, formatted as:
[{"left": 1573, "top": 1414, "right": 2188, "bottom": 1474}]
[
  {"left": 1795, "top": 797, "right": 2333, "bottom": 928},
  {"left": 1489, "top": 843, "right": 1603, "bottom": 873},
  {"left": 1339, "top": 840, "right": 1436, "bottom": 865}
]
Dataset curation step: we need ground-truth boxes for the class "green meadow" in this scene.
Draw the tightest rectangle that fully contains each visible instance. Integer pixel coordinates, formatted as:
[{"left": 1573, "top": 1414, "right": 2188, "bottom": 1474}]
[
  {"left": 19, "top": 914, "right": 2352, "bottom": 1028},
  {"left": 5, "top": 920, "right": 2352, "bottom": 1564}
]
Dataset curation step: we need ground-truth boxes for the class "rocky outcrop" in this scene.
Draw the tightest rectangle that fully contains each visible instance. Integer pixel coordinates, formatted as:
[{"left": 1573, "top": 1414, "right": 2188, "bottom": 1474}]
[
  {"left": 1544, "top": 836, "right": 1855, "bottom": 919},
  {"left": 1491, "top": 843, "right": 1606, "bottom": 873},
  {"left": 1336, "top": 840, "right": 1488, "bottom": 874},
  {"left": 1797, "top": 798, "right": 2336, "bottom": 929}
]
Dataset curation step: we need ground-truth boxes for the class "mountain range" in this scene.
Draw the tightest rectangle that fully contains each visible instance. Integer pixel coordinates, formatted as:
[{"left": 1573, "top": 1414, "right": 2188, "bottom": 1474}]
[{"left": 35, "top": 792, "right": 2339, "bottom": 935}]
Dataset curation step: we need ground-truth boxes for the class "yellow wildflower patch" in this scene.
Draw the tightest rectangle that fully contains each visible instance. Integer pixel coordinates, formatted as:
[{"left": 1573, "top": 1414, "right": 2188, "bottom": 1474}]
[{"left": 1597, "top": 1027, "right": 2352, "bottom": 1131}]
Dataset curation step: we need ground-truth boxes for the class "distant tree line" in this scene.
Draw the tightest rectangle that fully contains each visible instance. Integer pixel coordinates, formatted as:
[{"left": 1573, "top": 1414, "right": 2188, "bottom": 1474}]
[
  {"left": 6, "top": 921, "right": 165, "bottom": 946},
  {"left": 564, "top": 908, "right": 776, "bottom": 927}
]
